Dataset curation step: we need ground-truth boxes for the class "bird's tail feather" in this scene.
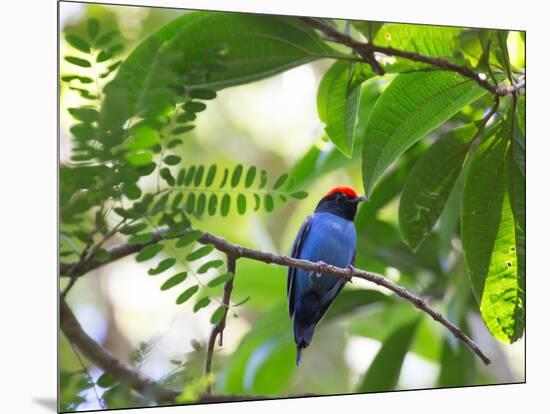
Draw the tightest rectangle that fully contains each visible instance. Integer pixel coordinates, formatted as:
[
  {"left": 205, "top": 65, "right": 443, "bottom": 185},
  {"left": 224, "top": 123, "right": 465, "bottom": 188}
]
[
  {"left": 296, "top": 346, "right": 303, "bottom": 366},
  {"left": 294, "top": 321, "right": 316, "bottom": 366}
]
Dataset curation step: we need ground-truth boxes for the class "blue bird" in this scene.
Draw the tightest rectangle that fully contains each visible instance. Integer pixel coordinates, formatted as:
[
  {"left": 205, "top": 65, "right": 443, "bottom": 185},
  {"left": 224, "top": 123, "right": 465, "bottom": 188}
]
[{"left": 287, "top": 186, "right": 365, "bottom": 366}]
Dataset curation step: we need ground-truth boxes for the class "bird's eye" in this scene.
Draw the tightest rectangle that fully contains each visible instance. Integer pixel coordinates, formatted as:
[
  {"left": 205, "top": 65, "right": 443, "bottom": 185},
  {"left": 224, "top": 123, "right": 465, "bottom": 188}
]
[{"left": 336, "top": 194, "right": 344, "bottom": 202}]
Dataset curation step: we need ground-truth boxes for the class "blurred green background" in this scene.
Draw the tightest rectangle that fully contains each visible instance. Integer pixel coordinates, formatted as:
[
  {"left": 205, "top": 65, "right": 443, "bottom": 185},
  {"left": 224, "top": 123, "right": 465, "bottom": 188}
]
[{"left": 59, "top": 3, "right": 524, "bottom": 411}]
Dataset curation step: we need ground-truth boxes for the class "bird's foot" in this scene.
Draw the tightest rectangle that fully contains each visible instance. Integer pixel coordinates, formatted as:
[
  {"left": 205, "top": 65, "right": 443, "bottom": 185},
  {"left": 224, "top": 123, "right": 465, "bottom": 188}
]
[
  {"left": 313, "top": 261, "right": 329, "bottom": 278},
  {"left": 344, "top": 265, "right": 355, "bottom": 284}
]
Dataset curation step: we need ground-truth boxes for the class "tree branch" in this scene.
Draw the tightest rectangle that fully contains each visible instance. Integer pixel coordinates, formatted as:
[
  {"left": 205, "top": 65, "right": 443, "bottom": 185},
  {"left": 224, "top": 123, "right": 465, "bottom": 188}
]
[
  {"left": 60, "top": 299, "right": 179, "bottom": 403},
  {"left": 61, "top": 298, "right": 314, "bottom": 404},
  {"left": 204, "top": 253, "right": 237, "bottom": 393},
  {"left": 60, "top": 226, "right": 491, "bottom": 365},
  {"left": 300, "top": 17, "right": 525, "bottom": 97}
]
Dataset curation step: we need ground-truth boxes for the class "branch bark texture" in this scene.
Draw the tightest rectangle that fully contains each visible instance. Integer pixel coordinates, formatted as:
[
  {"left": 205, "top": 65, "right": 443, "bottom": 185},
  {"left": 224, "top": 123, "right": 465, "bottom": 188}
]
[{"left": 60, "top": 226, "right": 491, "bottom": 365}]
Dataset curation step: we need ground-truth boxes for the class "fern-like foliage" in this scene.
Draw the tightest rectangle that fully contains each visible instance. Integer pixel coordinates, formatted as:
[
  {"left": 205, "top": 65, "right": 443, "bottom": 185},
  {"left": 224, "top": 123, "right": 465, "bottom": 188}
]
[{"left": 60, "top": 18, "right": 309, "bottom": 328}]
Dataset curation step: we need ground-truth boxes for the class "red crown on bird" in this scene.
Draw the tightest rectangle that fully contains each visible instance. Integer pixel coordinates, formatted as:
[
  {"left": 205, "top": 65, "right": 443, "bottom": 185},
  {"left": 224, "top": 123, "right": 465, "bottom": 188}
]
[{"left": 322, "top": 186, "right": 358, "bottom": 199}]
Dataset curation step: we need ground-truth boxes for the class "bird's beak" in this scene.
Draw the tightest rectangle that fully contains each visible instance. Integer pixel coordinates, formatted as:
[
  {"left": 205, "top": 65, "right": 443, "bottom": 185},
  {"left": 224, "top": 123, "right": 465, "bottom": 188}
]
[{"left": 352, "top": 195, "right": 366, "bottom": 204}]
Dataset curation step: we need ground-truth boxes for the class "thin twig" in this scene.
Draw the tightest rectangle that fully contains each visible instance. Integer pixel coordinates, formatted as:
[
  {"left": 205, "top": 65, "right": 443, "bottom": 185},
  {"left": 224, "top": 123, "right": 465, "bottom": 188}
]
[
  {"left": 204, "top": 254, "right": 237, "bottom": 393},
  {"left": 60, "top": 226, "right": 491, "bottom": 365},
  {"left": 68, "top": 342, "right": 106, "bottom": 410},
  {"left": 300, "top": 17, "right": 525, "bottom": 97}
]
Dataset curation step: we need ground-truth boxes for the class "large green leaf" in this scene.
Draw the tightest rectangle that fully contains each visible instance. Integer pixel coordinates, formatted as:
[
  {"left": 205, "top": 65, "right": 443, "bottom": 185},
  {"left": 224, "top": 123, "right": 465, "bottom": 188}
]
[
  {"left": 349, "top": 301, "right": 440, "bottom": 361},
  {"left": 399, "top": 124, "right": 477, "bottom": 250},
  {"left": 461, "top": 115, "right": 525, "bottom": 343},
  {"left": 224, "top": 290, "right": 388, "bottom": 394},
  {"left": 317, "top": 61, "right": 367, "bottom": 157},
  {"left": 437, "top": 335, "right": 476, "bottom": 387},
  {"left": 375, "top": 23, "right": 462, "bottom": 56},
  {"left": 361, "top": 71, "right": 487, "bottom": 196},
  {"left": 222, "top": 301, "right": 293, "bottom": 395},
  {"left": 374, "top": 24, "right": 464, "bottom": 72},
  {"left": 357, "top": 317, "right": 420, "bottom": 392},
  {"left": 99, "top": 12, "right": 333, "bottom": 144}
]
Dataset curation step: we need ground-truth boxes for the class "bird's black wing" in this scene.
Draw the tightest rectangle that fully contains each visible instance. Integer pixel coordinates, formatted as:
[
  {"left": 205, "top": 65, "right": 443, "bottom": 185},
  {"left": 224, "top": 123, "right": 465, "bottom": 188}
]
[{"left": 287, "top": 214, "right": 314, "bottom": 317}]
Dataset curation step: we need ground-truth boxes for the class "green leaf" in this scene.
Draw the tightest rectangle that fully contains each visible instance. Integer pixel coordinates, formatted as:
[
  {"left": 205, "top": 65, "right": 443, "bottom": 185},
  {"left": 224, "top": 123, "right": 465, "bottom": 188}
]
[
  {"left": 96, "top": 50, "right": 113, "bottom": 63},
  {"left": 461, "top": 119, "right": 525, "bottom": 343},
  {"left": 183, "top": 101, "right": 207, "bottom": 113},
  {"left": 148, "top": 258, "right": 176, "bottom": 275},
  {"left": 223, "top": 302, "right": 295, "bottom": 394},
  {"left": 207, "top": 194, "right": 218, "bottom": 215},
  {"left": 290, "top": 191, "right": 308, "bottom": 200},
  {"left": 374, "top": 23, "right": 463, "bottom": 71},
  {"left": 317, "top": 61, "right": 363, "bottom": 157},
  {"left": 175, "top": 230, "right": 202, "bottom": 248},
  {"left": 172, "top": 125, "right": 194, "bottom": 135},
  {"left": 194, "top": 165, "right": 204, "bottom": 187},
  {"left": 244, "top": 166, "right": 256, "bottom": 188},
  {"left": 167, "top": 138, "right": 183, "bottom": 149},
  {"left": 93, "top": 248, "right": 110, "bottom": 262},
  {"left": 189, "top": 89, "right": 217, "bottom": 100},
  {"left": 231, "top": 164, "right": 243, "bottom": 188},
  {"left": 171, "top": 192, "right": 183, "bottom": 210},
  {"left": 126, "top": 125, "right": 160, "bottom": 150},
  {"left": 128, "top": 232, "right": 153, "bottom": 244},
  {"left": 186, "top": 245, "right": 214, "bottom": 261},
  {"left": 233, "top": 296, "right": 251, "bottom": 307},
  {"left": 176, "top": 112, "right": 196, "bottom": 123},
  {"left": 135, "top": 243, "right": 163, "bottom": 262},
  {"left": 87, "top": 18, "right": 100, "bottom": 40},
  {"left": 96, "top": 29, "right": 118, "bottom": 47},
  {"left": 70, "top": 123, "right": 95, "bottom": 141},
  {"left": 120, "top": 222, "right": 148, "bottom": 235},
  {"left": 185, "top": 193, "right": 196, "bottom": 213},
  {"left": 198, "top": 260, "right": 224, "bottom": 274},
  {"left": 99, "top": 12, "right": 333, "bottom": 149},
  {"left": 68, "top": 107, "right": 99, "bottom": 123},
  {"left": 253, "top": 193, "right": 261, "bottom": 211},
  {"left": 220, "top": 194, "right": 231, "bottom": 216},
  {"left": 176, "top": 285, "right": 199, "bottom": 304},
  {"left": 97, "top": 373, "right": 116, "bottom": 388},
  {"left": 236, "top": 194, "right": 247, "bottom": 215},
  {"left": 210, "top": 306, "right": 226, "bottom": 325},
  {"left": 220, "top": 168, "right": 229, "bottom": 188},
  {"left": 352, "top": 21, "right": 384, "bottom": 42},
  {"left": 184, "top": 166, "right": 196, "bottom": 186},
  {"left": 64, "top": 56, "right": 92, "bottom": 68},
  {"left": 160, "top": 168, "right": 175, "bottom": 186},
  {"left": 205, "top": 165, "right": 217, "bottom": 187},
  {"left": 357, "top": 317, "right": 420, "bottom": 392},
  {"left": 122, "top": 182, "right": 142, "bottom": 200},
  {"left": 62, "top": 75, "right": 94, "bottom": 84},
  {"left": 65, "top": 34, "right": 90, "bottom": 53},
  {"left": 399, "top": 124, "right": 477, "bottom": 250},
  {"left": 437, "top": 334, "right": 475, "bottom": 387},
  {"left": 259, "top": 170, "right": 268, "bottom": 189},
  {"left": 125, "top": 150, "right": 153, "bottom": 166},
  {"left": 160, "top": 272, "right": 188, "bottom": 290},
  {"left": 362, "top": 71, "right": 487, "bottom": 196},
  {"left": 195, "top": 193, "right": 206, "bottom": 215},
  {"left": 207, "top": 272, "right": 233, "bottom": 287},
  {"left": 164, "top": 155, "right": 181, "bottom": 166},
  {"left": 193, "top": 297, "right": 211, "bottom": 312},
  {"left": 264, "top": 194, "right": 274, "bottom": 212},
  {"left": 272, "top": 173, "right": 288, "bottom": 190}
]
